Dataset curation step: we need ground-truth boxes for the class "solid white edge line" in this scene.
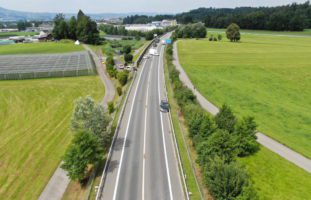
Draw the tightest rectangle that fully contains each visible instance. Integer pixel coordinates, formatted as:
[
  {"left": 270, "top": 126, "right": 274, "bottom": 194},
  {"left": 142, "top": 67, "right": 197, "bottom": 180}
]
[
  {"left": 142, "top": 57, "right": 153, "bottom": 200},
  {"left": 112, "top": 58, "right": 148, "bottom": 200},
  {"left": 158, "top": 44, "right": 174, "bottom": 200}
]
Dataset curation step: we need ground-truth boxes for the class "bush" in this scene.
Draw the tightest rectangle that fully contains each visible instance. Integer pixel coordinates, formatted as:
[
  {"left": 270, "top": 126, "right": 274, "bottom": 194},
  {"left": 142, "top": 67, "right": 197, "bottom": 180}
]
[
  {"left": 124, "top": 53, "right": 133, "bottom": 63},
  {"left": 215, "top": 104, "right": 237, "bottom": 133},
  {"left": 117, "top": 86, "right": 122, "bottom": 96},
  {"left": 107, "top": 65, "right": 117, "bottom": 78},
  {"left": 106, "top": 56, "right": 115, "bottom": 68},
  {"left": 108, "top": 101, "right": 115, "bottom": 114},
  {"left": 123, "top": 45, "right": 132, "bottom": 54},
  {"left": 204, "top": 157, "right": 251, "bottom": 200},
  {"left": 117, "top": 71, "right": 129, "bottom": 86},
  {"left": 218, "top": 34, "right": 223, "bottom": 41},
  {"left": 197, "top": 129, "right": 237, "bottom": 164}
]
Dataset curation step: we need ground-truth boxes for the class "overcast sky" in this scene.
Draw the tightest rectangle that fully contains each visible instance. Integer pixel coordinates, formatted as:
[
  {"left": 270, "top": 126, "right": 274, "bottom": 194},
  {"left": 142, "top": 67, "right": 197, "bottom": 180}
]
[{"left": 0, "top": 0, "right": 308, "bottom": 13}]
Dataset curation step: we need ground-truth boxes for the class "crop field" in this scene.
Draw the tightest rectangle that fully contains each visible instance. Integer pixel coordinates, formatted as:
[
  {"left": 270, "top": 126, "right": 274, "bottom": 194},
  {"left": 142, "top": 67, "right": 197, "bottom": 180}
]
[
  {"left": 177, "top": 34, "right": 311, "bottom": 158},
  {"left": 0, "top": 52, "right": 95, "bottom": 80},
  {"left": 0, "top": 32, "right": 38, "bottom": 38},
  {"left": 0, "top": 41, "right": 84, "bottom": 55},
  {"left": 0, "top": 76, "right": 105, "bottom": 200}
]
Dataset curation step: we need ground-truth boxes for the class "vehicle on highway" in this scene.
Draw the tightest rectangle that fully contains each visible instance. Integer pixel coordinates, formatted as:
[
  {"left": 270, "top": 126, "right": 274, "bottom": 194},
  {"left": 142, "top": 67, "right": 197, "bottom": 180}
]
[
  {"left": 160, "top": 100, "right": 170, "bottom": 112},
  {"left": 149, "top": 48, "right": 159, "bottom": 56},
  {"left": 125, "top": 65, "right": 132, "bottom": 71},
  {"left": 143, "top": 55, "right": 149, "bottom": 59}
]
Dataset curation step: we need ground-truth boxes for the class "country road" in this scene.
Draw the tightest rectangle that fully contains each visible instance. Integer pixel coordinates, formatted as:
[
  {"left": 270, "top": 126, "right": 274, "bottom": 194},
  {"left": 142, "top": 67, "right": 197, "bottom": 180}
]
[
  {"left": 97, "top": 34, "right": 185, "bottom": 200},
  {"left": 173, "top": 42, "right": 311, "bottom": 173}
]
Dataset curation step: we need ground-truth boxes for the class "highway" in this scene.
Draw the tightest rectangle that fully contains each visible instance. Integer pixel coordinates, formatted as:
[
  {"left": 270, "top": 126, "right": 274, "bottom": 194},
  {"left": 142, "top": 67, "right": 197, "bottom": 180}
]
[{"left": 98, "top": 34, "right": 185, "bottom": 200}]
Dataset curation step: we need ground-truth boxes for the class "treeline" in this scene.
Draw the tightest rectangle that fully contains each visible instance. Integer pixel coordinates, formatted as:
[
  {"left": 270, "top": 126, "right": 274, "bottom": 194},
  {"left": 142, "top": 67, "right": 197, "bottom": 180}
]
[
  {"left": 124, "top": 1, "right": 311, "bottom": 31},
  {"left": 52, "top": 10, "right": 100, "bottom": 44},
  {"left": 99, "top": 24, "right": 174, "bottom": 40},
  {"left": 123, "top": 14, "right": 174, "bottom": 24},
  {"left": 166, "top": 38, "right": 259, "bottom": 199},
  {"left": 172, "top": 23, "right": 206, "bottom": 39}
]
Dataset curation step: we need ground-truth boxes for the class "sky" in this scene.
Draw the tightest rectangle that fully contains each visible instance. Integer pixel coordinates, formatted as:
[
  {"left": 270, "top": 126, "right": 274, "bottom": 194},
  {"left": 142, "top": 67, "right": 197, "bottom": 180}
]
[{"left": 0, "top": 0, "right": 308, "bottom": 13}]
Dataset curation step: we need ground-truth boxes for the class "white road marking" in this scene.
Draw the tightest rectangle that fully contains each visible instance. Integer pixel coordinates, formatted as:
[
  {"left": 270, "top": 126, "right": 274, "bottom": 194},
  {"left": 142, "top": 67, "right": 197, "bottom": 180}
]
[
  {"left": 112, "top": 59, "right": 148, "bottom": 200},
  {"left": 157, "top": 45, "right": 174, "bottom": 200},
  {"left": 142, "top": 56, "right": 153, "bottom": 200}
]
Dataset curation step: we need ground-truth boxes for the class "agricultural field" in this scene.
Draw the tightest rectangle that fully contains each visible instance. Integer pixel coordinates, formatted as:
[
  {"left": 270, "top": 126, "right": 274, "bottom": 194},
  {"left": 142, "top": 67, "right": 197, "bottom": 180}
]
[
  {"left": 207, "top": 27, "right": 311, "bottom": 36},
  {"left": 0, "top": 41, "right": 84, "bottom": 55},
  {"left": 177, "top": 34, "right": 311, "bottom": 158},
  {"left": 0, "top": 76, "right": 105, "bottom": 199},
  {"left": 0, "top": 31, "right": 38, "bottom": 38}
]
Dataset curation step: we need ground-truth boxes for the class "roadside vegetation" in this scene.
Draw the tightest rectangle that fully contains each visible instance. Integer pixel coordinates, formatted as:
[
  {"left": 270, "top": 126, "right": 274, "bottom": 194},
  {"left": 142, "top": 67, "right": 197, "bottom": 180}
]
[
  {"left": 0, "top": 76, "right": 104, "bottom": 200},
  {"left": 177, "top": 33, "right": 311, "bottom": 158},
  {"left": 165, "top": 40, "right": 259, "bottom": 200},
  {"left": 0, "top": 40, "right": 84, "bottom": 55}
]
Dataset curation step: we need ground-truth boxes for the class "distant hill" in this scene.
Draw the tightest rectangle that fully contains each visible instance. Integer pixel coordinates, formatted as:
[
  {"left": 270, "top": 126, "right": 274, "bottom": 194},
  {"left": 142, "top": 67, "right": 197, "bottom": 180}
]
[{"left": 0, "top": 6, "right": 159, "bottom": 21}]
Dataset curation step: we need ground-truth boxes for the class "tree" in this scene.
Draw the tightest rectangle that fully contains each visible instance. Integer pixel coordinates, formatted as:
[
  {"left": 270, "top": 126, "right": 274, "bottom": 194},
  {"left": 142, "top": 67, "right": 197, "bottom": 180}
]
[
  {"left": 123, "top": 45, "right": 132, "bottom": 54},
  {"left": 197, "top": 129, "right": 237, "bottom": 164},
  {"left": 124, "top": 53, "right": 133, "bottom": 63},
  {"left": 17, "top": 21, "right": 26, "bottom": 31},
  {"left": 76, "top": 14, "right": 100, "bottom": 44},
  {"left": 68, "top": 16, "right": 77, "bottom": 40},
  {"left": 71, "top": 96, "right": 111, "bottom": 145},
  {"left": 117, "top": 71, "right": 129, "bottom": 86},
  {"left": 52, "top": 14, "right": 66, "bottom": 39},
  {"left": 204, "top": 157, "right": 252, "bottom": 200},
  {"left": 234, "top": 117, "right": 259, "bottom": 157},
  {"left": 226, "top": 23, "right": 241, "bottom": 42},
  {"left": 61, "top": 131, "right": 103, "bottom": 183},
  {"left": 145, "top": 31, "right": 154, "bottom": 40},
  {"left": 215, "top": 104, "right": 237, "bottom": 133},
  {"left": 218, "top": 34, "right": 222, "bottom": 41}
]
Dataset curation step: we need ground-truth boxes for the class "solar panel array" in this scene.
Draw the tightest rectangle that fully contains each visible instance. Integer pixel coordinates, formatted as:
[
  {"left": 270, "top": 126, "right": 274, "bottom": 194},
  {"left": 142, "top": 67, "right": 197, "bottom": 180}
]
[{"left": 0, "top": 51, "right": 96, "bottom": 80}]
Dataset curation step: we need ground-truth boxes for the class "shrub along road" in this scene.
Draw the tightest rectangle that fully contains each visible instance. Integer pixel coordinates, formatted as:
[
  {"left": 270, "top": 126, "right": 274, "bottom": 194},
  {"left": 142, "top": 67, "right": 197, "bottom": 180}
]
[{"left": 172, "top": 42, "right": 311, "bottom": 173}]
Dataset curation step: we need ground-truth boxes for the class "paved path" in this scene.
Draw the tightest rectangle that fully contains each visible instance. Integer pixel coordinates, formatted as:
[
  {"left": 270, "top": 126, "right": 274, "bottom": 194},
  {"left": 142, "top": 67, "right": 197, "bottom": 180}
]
[
  {"left": 84, "top": 44, "right": 115, "bottom": 107},
  {"left": 39, "top": 45, "right": 116, "bottom": 200},
  {"left": 173, "top": 42, "right": 311, "bottom": 173}
]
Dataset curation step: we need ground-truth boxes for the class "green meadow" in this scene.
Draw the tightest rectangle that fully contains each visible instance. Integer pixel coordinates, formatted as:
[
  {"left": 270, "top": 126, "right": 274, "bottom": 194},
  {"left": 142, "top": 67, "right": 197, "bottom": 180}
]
[
  {"left": 0, "top": 76, "right": 104, "bottom": 199},
  {"left": 0, "top": 41, "right": 84, "bottom": 55},
  {"left": 177, "top": 33, "right": 311, "bottom": 199},
  {"left": 177, "top": 34, "right": 311, "bottom": 158}
]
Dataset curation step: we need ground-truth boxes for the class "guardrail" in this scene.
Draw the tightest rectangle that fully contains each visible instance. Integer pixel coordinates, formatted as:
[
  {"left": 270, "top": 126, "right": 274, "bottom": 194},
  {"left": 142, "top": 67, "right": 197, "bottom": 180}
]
[{"left": 95, "top": 38, "right": 155, "bottom": 200}]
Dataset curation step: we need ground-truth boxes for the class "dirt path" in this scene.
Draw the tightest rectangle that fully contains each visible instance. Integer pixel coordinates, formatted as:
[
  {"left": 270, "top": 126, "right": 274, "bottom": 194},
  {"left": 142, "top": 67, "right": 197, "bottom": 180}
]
[{"left": 173, "top": 42, "right": 311, "bottom": 173}]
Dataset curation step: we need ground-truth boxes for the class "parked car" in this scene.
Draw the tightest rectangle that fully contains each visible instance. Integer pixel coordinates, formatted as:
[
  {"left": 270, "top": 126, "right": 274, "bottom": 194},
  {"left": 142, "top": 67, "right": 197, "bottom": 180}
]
[
  {"left": 125, "top": 65, "right": 132, "bottom": 71},
  {"left": 160, "top": 100, "right": 170, "bottom": 112},
  {"left": 118, "top": 64, "right": 125, "bottom": 70}
]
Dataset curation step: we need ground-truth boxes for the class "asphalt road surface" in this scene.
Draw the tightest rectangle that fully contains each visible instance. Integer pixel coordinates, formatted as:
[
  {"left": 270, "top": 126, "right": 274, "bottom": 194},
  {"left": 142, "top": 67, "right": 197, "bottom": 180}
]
[{"left": 99, "top": 34, "right": 185, "bottom": 200}]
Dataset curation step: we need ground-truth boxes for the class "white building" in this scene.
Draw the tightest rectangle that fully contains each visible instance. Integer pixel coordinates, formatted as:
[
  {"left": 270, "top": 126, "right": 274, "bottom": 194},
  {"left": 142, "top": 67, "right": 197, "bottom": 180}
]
[
  {"left": 125, "top": 24, "right": 162, "bottom": 32},
  {"left": 161, "top": 20, "right": 177, "bottom": 27}
]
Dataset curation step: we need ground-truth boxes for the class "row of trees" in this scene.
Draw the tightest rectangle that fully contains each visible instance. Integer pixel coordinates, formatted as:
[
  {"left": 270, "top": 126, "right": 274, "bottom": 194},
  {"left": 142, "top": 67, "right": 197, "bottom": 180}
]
[
  {"left": 52, "top": 10, "right": 100, "bottom": 44},
  {"left": 124, "top": 1, "right": 311, "bottom": 31},
  {"left": 166, "top": 38, "right": 259, "bottom": 199},
  {"left": 61, "top": 97, "right": 111, "bottom": 183},
  {"left": 173, "top": 22, "right": 206, "bottom": 39}
]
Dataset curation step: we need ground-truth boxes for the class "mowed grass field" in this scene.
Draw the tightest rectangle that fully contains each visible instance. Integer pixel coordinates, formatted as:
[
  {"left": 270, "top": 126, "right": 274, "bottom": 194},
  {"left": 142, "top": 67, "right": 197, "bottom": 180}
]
[
  {"left": 177, "top": 34, "right": 311, "bottom": 199},
  {"left": 239, "top": 147, "right": 311, "bottom": 200},
  {"left": 177, "top": 34, "right": 311, "bottom": 158},
  {"left": 0, "top": 41, "right": 84, "bottom": 55},
  {"left": 0, "top": 76, "right": 104, "bottom": 199},
  {"left": 207, "top": 27, "right": 311, "bottom": 36}
]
